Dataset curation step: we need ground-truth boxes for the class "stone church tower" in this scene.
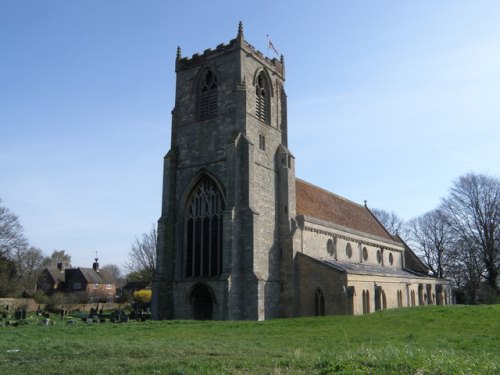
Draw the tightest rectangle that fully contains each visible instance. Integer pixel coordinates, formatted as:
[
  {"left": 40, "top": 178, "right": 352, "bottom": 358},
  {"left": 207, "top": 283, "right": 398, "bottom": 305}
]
[{"left": 152, "top": 23, "right": 295, "bottom": 320}]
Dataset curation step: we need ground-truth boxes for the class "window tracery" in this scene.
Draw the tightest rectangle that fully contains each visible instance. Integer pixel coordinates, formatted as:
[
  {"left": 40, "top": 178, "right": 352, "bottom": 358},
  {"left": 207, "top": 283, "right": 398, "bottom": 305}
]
[
  {"left": 198, "top": 70, "right": 218, "bottom": 120},
  {"left": 255, "top": 71, "right": 270, "bottom": 123},
  {"left": 185, "top": 178, "right": 224, "bottom": 278}
]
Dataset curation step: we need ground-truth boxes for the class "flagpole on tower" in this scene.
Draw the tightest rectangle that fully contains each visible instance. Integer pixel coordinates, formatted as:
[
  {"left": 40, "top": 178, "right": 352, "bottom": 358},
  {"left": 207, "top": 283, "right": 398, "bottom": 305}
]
[{"left": 266, "top": 34, "right": 280, "bottom": 58}]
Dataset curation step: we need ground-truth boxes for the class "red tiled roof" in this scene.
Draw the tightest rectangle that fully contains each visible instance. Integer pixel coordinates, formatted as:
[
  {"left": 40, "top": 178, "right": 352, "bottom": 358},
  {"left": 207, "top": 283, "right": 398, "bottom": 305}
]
[{"left": 296, "top": 179, "right": 394, "bottom": 241}]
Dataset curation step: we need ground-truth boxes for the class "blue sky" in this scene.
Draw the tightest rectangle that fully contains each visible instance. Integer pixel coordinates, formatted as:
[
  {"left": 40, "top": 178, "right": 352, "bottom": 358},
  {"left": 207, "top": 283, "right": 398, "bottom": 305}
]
[{"left": 1, "top": 1, "right": 499, "bottom": 271}]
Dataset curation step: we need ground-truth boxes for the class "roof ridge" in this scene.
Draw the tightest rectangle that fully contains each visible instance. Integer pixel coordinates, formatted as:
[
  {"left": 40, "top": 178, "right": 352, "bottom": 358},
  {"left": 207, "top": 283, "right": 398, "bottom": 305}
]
[
  {"left": 296, "top": 178, "right": 367, "bottom": 209},
  {"left": 365, "top": 206, "right": 396, "bottom": 240}
]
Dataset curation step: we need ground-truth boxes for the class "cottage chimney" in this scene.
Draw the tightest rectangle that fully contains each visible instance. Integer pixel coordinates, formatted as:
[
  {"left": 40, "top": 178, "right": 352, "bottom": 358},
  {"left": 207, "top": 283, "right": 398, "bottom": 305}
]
[
  {"left": 93, "top": 258, "right": 99, "bottom": 272},
  {"left": 56, "top": 262, "right": 64, "bottom": 273}
]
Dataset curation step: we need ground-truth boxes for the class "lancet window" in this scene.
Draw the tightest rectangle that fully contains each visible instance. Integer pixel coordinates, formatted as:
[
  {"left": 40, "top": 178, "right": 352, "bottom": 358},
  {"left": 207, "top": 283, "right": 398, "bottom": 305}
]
[{"left": 314, "top": 288, "right": 325, "bottom": 316}]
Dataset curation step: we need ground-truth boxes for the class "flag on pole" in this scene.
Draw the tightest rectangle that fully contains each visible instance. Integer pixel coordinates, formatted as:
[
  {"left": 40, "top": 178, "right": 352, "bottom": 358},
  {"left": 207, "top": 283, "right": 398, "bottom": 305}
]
[{"left": 267, "top": 35, "right": 279, "bottom": 57}]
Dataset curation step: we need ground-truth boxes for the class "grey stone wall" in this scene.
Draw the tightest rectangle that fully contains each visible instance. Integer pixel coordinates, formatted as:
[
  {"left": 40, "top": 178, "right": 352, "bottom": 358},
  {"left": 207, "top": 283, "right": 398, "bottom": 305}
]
[{"left": 295, "top": 253, "right": 349, "bottom": 316}]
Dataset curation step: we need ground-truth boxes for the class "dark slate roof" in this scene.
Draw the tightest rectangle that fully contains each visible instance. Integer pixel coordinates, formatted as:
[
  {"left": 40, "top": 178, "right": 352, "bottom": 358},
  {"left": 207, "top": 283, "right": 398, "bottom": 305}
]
[
  {"left": 321, "top": 259, "right": 426, "bottom": 277},
  {"left": 46, "top": 268, "right": 66, "bottom": 283},
  {"left": 77, "top": 268, "right": 114, "bottom": 284},
  {"left": 296, "top": 179, "right": 394, "bottom": 241},
  {"left": 393, "top": 234, "right": 429, "bottom": 274}
]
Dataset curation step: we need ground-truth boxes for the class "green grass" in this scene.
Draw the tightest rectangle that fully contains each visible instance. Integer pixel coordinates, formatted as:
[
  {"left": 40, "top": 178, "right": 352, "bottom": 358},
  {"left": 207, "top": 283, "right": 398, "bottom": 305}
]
[{"left": 0, "top": 305, "right": 498, "bottom": 374}]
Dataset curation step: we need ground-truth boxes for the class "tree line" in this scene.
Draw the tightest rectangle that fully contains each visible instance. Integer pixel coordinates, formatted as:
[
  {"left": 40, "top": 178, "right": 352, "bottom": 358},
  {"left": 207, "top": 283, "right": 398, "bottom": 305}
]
[
  {"left": 0, "top": 198, "right": 123, "bottom": 298},
  {"left": 372, "top": 172, "right": 499, "bottom": 304},
  {"left": 2, "top": 171, "right": 498, "bottom": 304}
]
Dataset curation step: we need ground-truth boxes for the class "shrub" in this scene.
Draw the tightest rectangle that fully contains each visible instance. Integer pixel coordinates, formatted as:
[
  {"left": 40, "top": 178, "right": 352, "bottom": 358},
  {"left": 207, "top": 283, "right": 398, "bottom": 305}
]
[
  {"left": 33, "top": 290, "right": 50, "bottom": 304},
  {"left": 45, "top": 292, "right": 80, "bottom": 312},
  {"left": 477, "top": 284, "right": 498, "bottom": 304},
  {"left": 133, "top": 289, "right": 152, "bottom": 304}
]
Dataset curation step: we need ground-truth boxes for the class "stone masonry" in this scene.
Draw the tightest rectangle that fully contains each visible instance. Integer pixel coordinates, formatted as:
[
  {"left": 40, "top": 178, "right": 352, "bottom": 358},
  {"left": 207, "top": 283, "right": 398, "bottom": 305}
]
[{"left": 152, "top": 24, "right": 452, "bottom": 321}]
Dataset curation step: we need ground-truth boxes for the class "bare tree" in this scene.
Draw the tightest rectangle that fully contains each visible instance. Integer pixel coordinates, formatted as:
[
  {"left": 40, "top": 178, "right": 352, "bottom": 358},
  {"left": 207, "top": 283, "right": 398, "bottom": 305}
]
[
  {"left": 371, "top": 208, "right": 405, "bottom": 237},
  {"left": 125, "top": 226, "right": 157, "bottom": 284},
  {"left": 43, "top": 250, "right": 72, "bottom": 268},
  {"left": 101, "top": 264, "right": 125, "bottom": 286},
  {"left": 0, "top": 255, "right": 17, "bottom": 297},
  {"left": 0, "top": 198, "right": 28, "bottom": 257},
  {"left": 13, "top": 246, "right": 46, "bottom": 291},
  {"left": 441, "top": 173, "right": 500, "bottom": 294},
  {"left": 447, "top": 239, "right": 483, "bottom": 303},
  {"left": 0, "top": 199, "right": 44, "bottom": 295},
  {"left": 406, "top": 209, "right": 454, "bottom": 278}
]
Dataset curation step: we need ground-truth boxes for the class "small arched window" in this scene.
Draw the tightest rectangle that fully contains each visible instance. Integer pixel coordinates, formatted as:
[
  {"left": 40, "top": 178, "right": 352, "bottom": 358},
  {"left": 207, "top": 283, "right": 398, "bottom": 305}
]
[
  {"left": 185, "top": 177, "right": 224, "bottom": 278},
  {"left": 198, "top": 69, "right": 218, "bottom": 120},
  {"left": 255, "top": 71, "right": 270, "bottom": 123},
  {"left": 365, "top": 290, "right": 370, "bottom": 314},
  {"left": 397, "top": 290, "right": 403, "bottom": 308},
  {"left": 362, "top": 290, "right": 367, "bottom": 314},
  {"left": 314, "top": 288, "right": 325, "bottom": 316}
]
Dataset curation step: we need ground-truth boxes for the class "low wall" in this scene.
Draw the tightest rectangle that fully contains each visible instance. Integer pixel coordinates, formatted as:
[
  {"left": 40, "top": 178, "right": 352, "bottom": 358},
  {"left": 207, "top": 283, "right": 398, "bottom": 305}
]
[
  {"left": 0, "top": 298, "right": 40, "bottom": 312},
  {"left": 59, "top": 303, "right": 128, "bottom": 312},
  {"left": 0, "top": 299, "right": 129, "bottom": 313}
]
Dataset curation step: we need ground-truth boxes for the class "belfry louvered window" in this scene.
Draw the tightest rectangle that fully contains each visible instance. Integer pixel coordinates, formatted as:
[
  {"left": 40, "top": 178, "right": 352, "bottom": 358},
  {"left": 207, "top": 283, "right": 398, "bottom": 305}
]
[
  {"left": 198, "top": 70, "right": 218, "bottom": 120},
  {"left": 185, "top": 178, "right": 224, "bottom": 278},
  {"left": 256, "top": 72, "right": 269, "bottom": 123}
]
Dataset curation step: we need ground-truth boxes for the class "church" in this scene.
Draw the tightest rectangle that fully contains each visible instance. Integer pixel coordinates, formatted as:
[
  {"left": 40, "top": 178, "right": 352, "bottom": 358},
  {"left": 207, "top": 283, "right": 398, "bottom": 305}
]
[{"left": 151, "top": 24, "right": 452, "bottom": 320}]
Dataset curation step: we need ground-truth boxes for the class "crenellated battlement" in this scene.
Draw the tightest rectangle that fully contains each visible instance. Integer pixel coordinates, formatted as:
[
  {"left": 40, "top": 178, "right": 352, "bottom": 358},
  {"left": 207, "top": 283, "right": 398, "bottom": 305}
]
[{"left": 176, "top": 22, "right": 285, "bottom": 79}]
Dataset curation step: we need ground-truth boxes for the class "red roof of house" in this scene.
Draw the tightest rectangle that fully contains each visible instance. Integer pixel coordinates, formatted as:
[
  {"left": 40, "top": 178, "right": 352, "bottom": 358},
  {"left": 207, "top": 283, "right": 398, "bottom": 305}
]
[{"left": 295, "top": 179, "right": 394, "bottom": 241}]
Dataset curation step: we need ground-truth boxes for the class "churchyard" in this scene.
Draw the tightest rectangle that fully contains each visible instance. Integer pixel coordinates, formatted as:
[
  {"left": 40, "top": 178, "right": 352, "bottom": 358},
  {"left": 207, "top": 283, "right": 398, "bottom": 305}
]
[{"left": 0, "top": 305, "right": 498, "bottom": 374}]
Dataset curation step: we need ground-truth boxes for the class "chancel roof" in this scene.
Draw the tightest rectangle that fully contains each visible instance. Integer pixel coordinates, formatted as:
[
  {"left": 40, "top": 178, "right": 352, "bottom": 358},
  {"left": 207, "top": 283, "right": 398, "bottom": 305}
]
[{"left": 295, "top": 179, "right": 394, "bottom": 241}]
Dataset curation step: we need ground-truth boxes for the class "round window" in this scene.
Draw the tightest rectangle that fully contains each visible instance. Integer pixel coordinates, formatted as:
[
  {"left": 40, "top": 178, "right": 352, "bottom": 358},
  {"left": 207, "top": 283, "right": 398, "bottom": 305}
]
[
  {"left": 327, "top": 239, "right": 334, "bottom": 256},
  {"left": 346, "top": 243, "right": 352, "bottom": 258},
  {"left": 363, "top": 247, "right": 368, "bottom": 261},
  {"left": 389, "top": 253, "right": 394, "bottom": 265}
]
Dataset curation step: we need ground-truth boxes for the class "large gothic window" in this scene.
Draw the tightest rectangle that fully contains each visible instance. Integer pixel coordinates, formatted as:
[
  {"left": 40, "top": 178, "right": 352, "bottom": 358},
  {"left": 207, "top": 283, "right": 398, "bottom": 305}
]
[
  {"left": 255, "top": 72, "right": 270, "bottom": 123},
  {"left": 185, "top": 178, "right": 224, "bottom": 278},
  {"left": 198, "top": 70, "right": 218, "bottom": 120}
]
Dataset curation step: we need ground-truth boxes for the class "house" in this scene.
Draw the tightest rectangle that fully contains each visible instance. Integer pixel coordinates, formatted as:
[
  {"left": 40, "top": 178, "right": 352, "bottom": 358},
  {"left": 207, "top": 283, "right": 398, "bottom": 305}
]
[
  {"left": 151, "top": 23, "right": 452, "bottom": 320},
  {"left": 37, "top": 262, "right": 66, "bottom": 295},
  {"left": 37, "top": 259, "right": 116, "bottom": 302}
]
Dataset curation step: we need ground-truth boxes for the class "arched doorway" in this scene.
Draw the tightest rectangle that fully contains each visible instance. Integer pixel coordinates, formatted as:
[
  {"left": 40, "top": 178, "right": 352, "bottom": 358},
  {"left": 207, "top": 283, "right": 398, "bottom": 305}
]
[{"left": 189, "top": 283, "right": 214, "bottom": 320}]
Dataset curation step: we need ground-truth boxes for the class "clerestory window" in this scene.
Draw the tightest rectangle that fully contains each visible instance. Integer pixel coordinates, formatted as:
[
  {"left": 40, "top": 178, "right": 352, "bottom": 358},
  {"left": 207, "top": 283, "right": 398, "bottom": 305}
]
[
  {"left": 198, "top": 70, "right": 218, "bottom": 120},
  {"left": 185, "top": 177, "right": 224, "bottom": 278}
]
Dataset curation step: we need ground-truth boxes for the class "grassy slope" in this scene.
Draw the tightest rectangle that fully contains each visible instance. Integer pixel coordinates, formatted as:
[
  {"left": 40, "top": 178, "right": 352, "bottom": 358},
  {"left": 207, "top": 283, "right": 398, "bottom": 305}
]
[{"left": 0, "top": 305, "right": 498, "bottom": 374}]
